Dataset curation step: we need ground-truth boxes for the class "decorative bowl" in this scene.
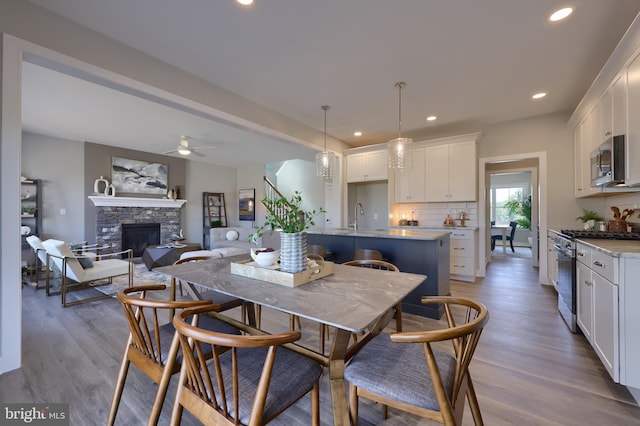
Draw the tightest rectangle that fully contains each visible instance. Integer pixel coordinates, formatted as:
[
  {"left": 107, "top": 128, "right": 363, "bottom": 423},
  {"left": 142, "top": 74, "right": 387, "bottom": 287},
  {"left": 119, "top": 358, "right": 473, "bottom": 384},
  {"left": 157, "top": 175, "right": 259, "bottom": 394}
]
[{"left": 250, "top": 248, "right": 280, "bottom": 268}]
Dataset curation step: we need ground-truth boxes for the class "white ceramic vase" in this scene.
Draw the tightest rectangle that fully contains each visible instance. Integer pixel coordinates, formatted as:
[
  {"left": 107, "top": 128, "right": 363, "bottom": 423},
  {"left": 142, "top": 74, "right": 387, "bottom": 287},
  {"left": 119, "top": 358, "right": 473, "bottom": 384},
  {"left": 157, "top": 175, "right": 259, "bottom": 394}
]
[{"left": 280, "top": 231, "right": 308, "bottom": 273}]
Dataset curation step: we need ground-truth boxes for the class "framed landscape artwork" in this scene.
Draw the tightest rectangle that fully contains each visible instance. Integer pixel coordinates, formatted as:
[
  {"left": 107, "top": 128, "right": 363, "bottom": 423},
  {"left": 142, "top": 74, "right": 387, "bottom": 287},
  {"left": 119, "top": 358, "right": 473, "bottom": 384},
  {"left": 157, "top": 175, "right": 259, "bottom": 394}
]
[
  {"left": 239, "top": 189, "right": 255, "bottom": 221},
  {"left": 111, "top": 157, "right": 168, "bottom": 195}
]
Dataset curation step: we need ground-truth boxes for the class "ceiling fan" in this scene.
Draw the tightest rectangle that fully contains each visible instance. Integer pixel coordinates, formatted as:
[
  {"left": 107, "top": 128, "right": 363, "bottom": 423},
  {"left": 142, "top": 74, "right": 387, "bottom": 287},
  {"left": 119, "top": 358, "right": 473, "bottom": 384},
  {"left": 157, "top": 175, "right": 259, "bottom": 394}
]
[{"left": 162, "top": 136, "right": 215, "bottom": 157}]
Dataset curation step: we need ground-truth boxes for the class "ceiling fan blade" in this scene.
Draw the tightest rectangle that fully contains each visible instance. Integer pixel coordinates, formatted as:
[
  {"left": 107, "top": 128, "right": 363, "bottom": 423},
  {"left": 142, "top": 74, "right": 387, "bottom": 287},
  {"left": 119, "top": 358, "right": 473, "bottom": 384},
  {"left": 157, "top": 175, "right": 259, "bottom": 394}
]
[
  {"left": 162, "top": 149, "right": 178, "bottom": 155},
  {"left": 192, "top": 150, "right": 206, "bottom": 157}
]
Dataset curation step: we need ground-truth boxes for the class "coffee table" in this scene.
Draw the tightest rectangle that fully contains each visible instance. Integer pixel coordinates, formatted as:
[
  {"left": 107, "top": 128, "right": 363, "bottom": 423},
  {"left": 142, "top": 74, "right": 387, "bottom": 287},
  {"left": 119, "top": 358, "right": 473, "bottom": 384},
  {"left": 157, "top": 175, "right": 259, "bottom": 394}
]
[{"left": 141, "top": 243, "right": 201, "bottom": 270}]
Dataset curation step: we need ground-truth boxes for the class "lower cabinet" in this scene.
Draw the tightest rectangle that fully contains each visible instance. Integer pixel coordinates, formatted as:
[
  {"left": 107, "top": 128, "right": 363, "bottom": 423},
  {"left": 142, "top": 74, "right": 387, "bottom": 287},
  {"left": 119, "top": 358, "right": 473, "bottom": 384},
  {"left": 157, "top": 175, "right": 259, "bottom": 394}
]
[
  {"left": 575, "top": 242, "right": 619, "bottom": 382},
  {"left": 546, "top": 233, "right": 558, "bottom": 289},
  {"left": 592, "top": 272, "right": 619, "bottom": 381},
  {"left": 576, "top": 260, "right": 593, "bottom": 343},
  {"left": 450, "top": 230, "right": 476, "bottom": 282}
]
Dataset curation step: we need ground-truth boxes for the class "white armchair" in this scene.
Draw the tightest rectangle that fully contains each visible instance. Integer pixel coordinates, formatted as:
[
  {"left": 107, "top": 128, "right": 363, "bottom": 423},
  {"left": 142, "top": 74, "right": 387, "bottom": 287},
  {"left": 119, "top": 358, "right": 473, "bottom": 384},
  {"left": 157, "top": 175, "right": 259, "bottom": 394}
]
[
  {"left": 42, "top": 239, "right": 133, "bottom": 307},
  {"left": 25, "top": 235, "right": 48, "bottom": 287}
]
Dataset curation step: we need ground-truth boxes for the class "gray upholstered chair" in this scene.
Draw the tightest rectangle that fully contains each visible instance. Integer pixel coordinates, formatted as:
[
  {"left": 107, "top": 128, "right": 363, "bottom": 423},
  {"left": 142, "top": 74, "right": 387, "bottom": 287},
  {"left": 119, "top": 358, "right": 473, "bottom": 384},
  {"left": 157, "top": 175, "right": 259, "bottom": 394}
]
[
  {"left": 345, "top": 296, "right": 489, "bottom": 426},
  {"left": 170, "top": 304, "right": 323, "bottom": 425}
]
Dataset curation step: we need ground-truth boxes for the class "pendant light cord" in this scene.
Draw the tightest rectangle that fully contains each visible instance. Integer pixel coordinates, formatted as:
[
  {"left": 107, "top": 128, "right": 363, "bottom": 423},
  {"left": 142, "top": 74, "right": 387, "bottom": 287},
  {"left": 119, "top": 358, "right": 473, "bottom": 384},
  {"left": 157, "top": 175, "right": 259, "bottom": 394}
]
[
  {"left": 395, "top": 82, "right": 405, "bottom": 139},
  {"left": 321, "top": 105, "right": 330, "bottom": 151}
]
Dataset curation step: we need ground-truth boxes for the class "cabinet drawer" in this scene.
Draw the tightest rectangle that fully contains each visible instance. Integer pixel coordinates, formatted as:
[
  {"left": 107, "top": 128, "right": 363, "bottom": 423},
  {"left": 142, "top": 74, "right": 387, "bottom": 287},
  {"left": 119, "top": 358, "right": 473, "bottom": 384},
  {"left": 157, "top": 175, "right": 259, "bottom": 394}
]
[
  {"left": 575, "top": 243, "right": 591, "bottom": 266},
  {"left": 450, "top": 230, "right": 473, "bottom": 240},
  {"left": 591, "top": 250, "right": 615, "bottom": 282},
  {"left": 451, "top": 256, "right": 474, "bottom": 274},
  {"left": 451, "top": 239, "right": 474, "bottom": 257}
]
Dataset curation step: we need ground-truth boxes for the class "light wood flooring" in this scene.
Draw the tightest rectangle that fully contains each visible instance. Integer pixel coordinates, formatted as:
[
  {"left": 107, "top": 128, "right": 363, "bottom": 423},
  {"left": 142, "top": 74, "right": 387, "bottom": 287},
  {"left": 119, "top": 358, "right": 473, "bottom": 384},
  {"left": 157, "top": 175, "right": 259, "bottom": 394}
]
[{"left": 2, "top": 256, "right": 640, "bottom": 425}]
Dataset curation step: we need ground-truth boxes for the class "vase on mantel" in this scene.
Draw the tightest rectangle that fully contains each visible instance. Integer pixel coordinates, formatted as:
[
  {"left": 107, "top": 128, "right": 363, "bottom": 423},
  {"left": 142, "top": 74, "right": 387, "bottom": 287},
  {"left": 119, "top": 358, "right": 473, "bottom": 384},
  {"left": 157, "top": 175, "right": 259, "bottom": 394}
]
[{"left": 280, "top": 231, "right": 308, "bottom": 273}]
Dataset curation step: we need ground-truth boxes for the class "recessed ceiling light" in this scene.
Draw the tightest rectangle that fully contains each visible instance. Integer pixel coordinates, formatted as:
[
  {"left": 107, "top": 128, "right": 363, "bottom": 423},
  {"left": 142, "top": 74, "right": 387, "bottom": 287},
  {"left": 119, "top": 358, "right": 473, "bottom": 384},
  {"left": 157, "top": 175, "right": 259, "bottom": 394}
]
[
  {"left": 550, "top": 7, "right": 573, "bottom": 22},
  {"left": 532, "top": 92, "right": 546, "bottom": 99},
  {"left": 237, "top": 0, "right": 254, "bottom": 5},
  {"left": 426, "top": 116, "right": 437, "bottom": 121},
  {"left": 354, "top": 131, "right": 362, "bottom": 137}
]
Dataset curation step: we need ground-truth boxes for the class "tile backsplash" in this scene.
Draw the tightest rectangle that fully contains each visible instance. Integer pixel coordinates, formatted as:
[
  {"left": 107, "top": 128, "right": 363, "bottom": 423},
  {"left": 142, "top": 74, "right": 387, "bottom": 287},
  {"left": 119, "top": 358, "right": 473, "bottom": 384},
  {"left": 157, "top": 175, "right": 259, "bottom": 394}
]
[{"left": 390, "top": 202, "right": 478, "bottom": 228}]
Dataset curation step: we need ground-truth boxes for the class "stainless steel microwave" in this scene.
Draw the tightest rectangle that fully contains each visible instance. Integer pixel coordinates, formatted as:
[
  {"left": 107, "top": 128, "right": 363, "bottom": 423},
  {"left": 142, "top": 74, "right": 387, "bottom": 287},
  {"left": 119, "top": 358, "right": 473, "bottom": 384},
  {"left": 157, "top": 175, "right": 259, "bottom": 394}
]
[{"left": 590, "top": 135, "right": 625, "bottom": 186}]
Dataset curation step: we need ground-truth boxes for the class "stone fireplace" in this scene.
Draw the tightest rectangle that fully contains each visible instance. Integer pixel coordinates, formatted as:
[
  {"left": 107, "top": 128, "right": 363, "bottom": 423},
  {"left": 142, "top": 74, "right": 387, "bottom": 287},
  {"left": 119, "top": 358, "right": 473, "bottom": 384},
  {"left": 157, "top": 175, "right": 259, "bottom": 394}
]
[
  {"left": 89, "top": 196, "right": 186, "bottom": 253},
  {"left": 121, "top": 223, "right": 161, "bottom": 257}
]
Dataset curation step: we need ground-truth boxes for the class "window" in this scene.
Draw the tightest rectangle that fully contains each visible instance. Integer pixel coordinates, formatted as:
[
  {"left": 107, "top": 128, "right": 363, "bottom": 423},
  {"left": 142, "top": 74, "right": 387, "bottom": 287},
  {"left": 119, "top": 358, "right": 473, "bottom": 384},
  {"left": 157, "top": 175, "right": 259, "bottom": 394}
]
[{"left": 491, "top": 186, "right": 524, "bottom": 225}]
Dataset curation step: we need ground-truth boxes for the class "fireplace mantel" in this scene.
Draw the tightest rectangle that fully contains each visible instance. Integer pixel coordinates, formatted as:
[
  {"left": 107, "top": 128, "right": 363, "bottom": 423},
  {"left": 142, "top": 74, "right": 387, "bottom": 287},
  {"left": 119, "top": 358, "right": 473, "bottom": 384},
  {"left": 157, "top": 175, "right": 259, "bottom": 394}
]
[{"left": 88, "top": 196, "right": 186, "bottom": 208}]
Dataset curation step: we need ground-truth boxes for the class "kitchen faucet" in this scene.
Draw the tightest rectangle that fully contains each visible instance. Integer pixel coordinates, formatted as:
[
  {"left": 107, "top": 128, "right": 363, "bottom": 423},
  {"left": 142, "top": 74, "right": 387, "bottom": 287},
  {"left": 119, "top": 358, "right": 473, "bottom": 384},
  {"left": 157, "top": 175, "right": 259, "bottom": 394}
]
[{"left": 354, "top": 202, "right": 364, "bottom": 232}]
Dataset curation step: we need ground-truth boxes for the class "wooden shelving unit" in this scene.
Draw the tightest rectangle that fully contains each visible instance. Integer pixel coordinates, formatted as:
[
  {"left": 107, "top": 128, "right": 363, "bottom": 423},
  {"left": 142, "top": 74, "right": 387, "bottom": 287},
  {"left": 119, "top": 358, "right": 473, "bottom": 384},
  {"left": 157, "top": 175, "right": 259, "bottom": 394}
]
[{"left": 203, "top": 192, "right": 227, "bottom": 249}]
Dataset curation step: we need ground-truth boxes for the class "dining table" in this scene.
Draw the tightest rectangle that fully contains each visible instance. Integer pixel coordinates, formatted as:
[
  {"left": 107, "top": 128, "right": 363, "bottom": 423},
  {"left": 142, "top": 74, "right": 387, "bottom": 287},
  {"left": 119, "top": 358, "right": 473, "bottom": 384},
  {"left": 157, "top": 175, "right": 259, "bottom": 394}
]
[{"left": 155, "top": 254, "right": 427, "bottom": 426}]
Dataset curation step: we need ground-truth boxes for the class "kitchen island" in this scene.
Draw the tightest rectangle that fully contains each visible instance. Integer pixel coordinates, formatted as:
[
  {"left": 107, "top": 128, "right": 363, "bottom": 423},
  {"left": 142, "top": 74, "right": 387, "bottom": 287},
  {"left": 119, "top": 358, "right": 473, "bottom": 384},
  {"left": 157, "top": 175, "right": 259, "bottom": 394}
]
[{"left": 306, "top": 228, "right": 450, "bottom": 318}]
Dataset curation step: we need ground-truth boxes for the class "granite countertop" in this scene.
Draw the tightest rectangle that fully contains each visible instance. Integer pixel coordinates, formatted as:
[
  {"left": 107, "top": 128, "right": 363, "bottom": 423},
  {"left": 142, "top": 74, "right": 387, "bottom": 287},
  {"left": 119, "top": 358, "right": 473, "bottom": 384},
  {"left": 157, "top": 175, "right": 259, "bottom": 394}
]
[
  {"left": 576, "top": 238, "right": 640, "bottom": 258},
  {"left": 306, "top": 227, "right": 450, "bottom": 241}
]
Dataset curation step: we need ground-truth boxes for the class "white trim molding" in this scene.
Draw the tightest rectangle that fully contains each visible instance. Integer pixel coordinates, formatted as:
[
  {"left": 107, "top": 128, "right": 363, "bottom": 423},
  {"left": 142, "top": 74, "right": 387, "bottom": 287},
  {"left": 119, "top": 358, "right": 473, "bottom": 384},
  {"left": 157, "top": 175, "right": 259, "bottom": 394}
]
[{"left": 89, "top": 196, "right": 186, "bottom": 208}]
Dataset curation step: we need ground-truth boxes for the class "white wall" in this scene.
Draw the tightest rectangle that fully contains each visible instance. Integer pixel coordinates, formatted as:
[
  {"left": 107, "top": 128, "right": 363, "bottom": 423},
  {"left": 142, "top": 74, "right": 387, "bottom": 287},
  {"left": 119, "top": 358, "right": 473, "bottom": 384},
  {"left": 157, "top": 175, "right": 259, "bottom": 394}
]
[
  {"left": 22, "top": 132, "right": 85, "bottom": 242},
  {"left": 479, "top": 112, "right": 576, "bottom": 231},
  {"left": 185, "top": 161, "right": 238, "bottom": 245}
]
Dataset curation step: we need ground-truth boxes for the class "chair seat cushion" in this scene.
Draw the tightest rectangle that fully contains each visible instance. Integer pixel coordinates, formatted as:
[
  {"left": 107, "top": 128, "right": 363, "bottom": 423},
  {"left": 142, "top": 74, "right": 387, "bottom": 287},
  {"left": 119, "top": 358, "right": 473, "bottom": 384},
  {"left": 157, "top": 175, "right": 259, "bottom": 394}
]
[
  {"left": 345, "top": 333, "right": 456, "bottom": 412},
  {"left": 81, "top": 258, "right": 130, "bottom": 282},
  {"left": 213, "top": 346, "right": 322, "bottom": 424}
]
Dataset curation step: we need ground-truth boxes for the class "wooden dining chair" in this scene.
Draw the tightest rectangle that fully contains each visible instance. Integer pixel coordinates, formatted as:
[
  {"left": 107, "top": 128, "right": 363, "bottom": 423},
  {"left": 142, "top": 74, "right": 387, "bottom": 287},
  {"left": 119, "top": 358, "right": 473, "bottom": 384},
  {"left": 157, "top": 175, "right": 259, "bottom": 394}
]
[
  {"left": 107, "top": 284, "right": 240, "bottom": 426},
  {"left": 353, "top": 248, "right": 384, "bottom": 261},
  {"left": 343, "top": 259, "right": 403, "bottom": 332},
  {"left": 170, "top": 256, "right": 245, "bottom": 320},
  {"left": 170, "top": 304, "right": 323, "bottom": 426},
  {"left": 345, "top": 296, "right": 489, "bottom": 426}
]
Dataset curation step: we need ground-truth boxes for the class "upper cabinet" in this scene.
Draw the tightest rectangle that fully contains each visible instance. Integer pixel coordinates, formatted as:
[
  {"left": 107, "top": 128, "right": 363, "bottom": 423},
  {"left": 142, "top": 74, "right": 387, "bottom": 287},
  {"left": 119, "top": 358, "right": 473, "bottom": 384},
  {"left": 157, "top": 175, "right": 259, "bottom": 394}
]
[
  {"left": 571, "top": 24, "right": 640, "bottom": 194},
  {"left": 394, "top": 146, "right": 426, "bottom": 202},
  {"left": 425, "top": 139, "right": 477, "bottom": 202},
  {"left": 626, "top": 51, "right": 640, "bottom": 186},
  {"left": 346, "top": 149, "right": 388, "bottom": 183}
]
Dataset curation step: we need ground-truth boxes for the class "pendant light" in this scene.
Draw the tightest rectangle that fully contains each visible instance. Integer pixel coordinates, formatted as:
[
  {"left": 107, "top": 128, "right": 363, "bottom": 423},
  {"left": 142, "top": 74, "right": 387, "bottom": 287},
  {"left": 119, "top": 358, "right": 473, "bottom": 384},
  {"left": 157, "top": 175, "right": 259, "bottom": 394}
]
[
  {"left": 316, "top": 105, "right": 336, "bottom": 182},
  {"left": 387, "top": 82, "right": 412, "bottom": 170}
]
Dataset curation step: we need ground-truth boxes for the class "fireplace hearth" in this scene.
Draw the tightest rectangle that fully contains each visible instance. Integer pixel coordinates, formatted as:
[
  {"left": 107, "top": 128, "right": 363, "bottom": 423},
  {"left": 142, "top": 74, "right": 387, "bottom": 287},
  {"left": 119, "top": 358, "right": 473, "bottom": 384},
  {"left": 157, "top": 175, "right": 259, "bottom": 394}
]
[{"left": 122, "top": 223, "right": 161, "bottom": 257}]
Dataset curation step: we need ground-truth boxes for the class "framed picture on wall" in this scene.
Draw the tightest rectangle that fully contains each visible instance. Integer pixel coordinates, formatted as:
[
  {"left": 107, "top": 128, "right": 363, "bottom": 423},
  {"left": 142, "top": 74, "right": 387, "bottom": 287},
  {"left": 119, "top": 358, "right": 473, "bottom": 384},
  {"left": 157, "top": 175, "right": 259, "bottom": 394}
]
[
  {"left": 239, "top": 189, "right": 255, "bottom": 221},
  {"left": 111, "top": 157, "right": 168, "bottom": 194}
]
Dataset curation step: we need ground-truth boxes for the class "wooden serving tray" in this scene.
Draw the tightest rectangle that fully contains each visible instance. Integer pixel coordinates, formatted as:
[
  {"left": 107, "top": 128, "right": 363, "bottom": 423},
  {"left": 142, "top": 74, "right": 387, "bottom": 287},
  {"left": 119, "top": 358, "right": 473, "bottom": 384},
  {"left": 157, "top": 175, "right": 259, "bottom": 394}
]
[{"left": 230, "top": 259, "right": 334, "bottom": 287}]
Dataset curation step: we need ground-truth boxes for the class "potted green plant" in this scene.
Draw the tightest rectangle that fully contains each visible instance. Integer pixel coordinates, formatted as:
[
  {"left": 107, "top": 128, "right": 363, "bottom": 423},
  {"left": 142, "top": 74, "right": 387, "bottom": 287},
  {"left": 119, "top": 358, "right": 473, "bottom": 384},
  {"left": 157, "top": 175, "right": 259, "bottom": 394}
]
[
  {"left": 504, "top": 193, "right": 532, "bottom": 230},
  {"left": 249, "top": 191, "right": 325, "bottom": 273},
  {"left": 576, "top": 209, "right": 605, "bottom": 231}
]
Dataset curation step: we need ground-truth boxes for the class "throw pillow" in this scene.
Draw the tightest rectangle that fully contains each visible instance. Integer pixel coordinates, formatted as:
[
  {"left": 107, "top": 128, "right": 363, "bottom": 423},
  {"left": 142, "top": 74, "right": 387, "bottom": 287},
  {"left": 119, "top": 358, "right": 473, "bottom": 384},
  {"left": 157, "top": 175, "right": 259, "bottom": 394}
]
[
  {"left": 226, "top": 230, "right": 239, "bottom": 241},
  {"left": 77, "top": 256, "right": 94, "bottom": 269}
]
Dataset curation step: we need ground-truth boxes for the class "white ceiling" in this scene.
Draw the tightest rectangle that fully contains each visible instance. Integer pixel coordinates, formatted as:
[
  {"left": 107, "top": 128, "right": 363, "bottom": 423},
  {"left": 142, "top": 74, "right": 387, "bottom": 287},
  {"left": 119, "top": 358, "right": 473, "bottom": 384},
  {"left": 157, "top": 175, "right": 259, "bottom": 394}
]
[{"left": 21, "top": 0, "right": 640, "bottom": 166}]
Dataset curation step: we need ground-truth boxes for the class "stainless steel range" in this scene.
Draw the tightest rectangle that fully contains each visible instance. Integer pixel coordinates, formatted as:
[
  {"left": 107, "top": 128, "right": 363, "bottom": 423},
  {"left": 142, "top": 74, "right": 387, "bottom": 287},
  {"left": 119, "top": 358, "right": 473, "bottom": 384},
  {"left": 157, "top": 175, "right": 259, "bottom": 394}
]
[{"left": 554, "top": 229, "right": 640, "bottom": 333}]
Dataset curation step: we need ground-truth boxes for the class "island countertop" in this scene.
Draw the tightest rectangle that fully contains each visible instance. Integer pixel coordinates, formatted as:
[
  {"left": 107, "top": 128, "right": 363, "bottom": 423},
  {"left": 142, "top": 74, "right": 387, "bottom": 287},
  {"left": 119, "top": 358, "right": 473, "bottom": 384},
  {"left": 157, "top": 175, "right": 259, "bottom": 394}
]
[{"left": 306, "top": 227, "right": 450, "bottom": 241}]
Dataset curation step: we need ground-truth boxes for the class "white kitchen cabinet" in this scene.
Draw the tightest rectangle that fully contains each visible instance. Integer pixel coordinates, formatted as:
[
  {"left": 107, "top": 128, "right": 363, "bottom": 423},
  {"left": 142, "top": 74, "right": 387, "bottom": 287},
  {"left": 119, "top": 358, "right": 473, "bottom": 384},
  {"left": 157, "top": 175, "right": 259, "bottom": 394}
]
[
  {"left": 626, "top": 51, "right": 640, "bottom": 186},
  {"left": 394, "top": 146, "right": 426, "bottom": 202},
  {"left": 346, "top": 150, "right": 388, "bottom": 183},
  {"left": 576, "top": 258, "right": 593, "bottom": 343},
  {"left": 574, "top": 121, "right": 587, "bottom": 197},
  {"left": 600, "top": 88, "right": 612, "bottom": 144},
  {"left": 449, "top": 229, "right": 477, "bottom": 282},
  {"left": 612, "top": 73, "right": 626, "bottom": 137},
  {"left": 425, "top": 140, "right": 476, "bottom": 202},
  {"left": 592, "top": 271, "right": 619, "bottom": 380},
  {"left": 575, "top": 241, "right": 619, "bottom": 382},
  {"left": 546, "top": 233, "right": 558, "bottom": 289}
]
